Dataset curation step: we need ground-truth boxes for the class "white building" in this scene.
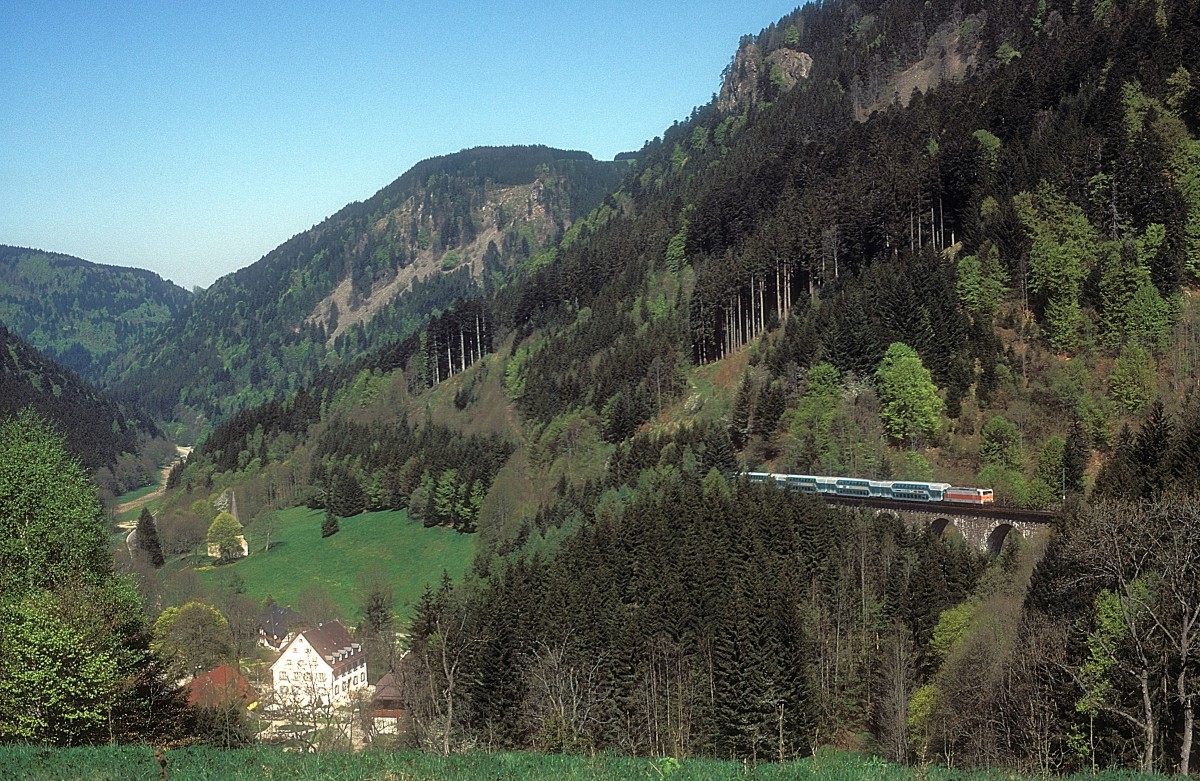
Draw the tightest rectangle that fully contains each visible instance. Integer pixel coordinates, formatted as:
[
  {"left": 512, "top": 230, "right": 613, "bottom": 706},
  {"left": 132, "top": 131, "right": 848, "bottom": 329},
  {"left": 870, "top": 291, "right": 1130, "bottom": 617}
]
[{"left": 271, "top": 621, "right": 367, "bottom": 709}]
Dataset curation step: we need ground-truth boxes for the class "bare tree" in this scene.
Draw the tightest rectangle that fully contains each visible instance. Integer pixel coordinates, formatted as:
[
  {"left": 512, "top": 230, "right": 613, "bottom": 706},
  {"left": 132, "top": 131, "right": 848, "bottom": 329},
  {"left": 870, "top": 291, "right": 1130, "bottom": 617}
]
[
  {"left": 272, "top": 662, "right": 359, "bottom": 752},
  {"left": 402, "top": 582, "right": 481, "bottom": 755},
  {"left": 1069, "top": 497, "right": 1200, "bottom": 774},
  {"left": 522, "top": 638, "right": 612, "bottom": 752},
  {"left": 875, "top": 622, "right": 915, "bottom": 762}
]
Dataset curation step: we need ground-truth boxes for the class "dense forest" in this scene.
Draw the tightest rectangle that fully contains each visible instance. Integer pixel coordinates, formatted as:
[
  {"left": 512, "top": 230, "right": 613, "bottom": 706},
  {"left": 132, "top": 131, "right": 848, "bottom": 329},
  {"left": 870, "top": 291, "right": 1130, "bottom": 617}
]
[
  {"left": 391, "top": 409, "right": 1200, "bottom": 773},
  {"left": 112, "top": 147, "right": 628, "bottom": 428},
  {"left": 0, "top": 326, "right": 170, "bottom": 495},
  {"left": 0, "top": 245, "right": 191, "bottom": 383}
]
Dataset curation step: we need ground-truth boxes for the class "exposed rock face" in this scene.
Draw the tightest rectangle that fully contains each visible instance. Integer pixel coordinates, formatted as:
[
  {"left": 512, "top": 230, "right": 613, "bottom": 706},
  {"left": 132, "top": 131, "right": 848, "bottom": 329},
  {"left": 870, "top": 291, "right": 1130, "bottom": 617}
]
[
  {"left": 717, "top": 42, "right": 764, "bottom": 114},
  {"left": 717, "top": 41, "right": 813, "bottom": 115},
  {"left": 766, "top": 48, "right": 814, "bottom": 92},
  {"left": 852, "top": 19, "right": 979, "bottom": 120},
  {"left": 304, "top": 179, "right": 562, "bottom": 346},
  {"left": 718, "top": 14, "right": 982, "bottom": 123}
]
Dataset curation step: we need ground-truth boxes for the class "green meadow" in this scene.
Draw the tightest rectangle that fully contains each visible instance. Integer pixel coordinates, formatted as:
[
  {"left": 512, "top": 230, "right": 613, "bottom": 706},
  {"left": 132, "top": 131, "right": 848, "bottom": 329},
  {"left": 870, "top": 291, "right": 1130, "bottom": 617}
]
[
  {"left": 0, "top": 746, "right": 1162, "bottom": 781},
  {"left": 194, "top": 506, "right": 476, "bottom": 622}
]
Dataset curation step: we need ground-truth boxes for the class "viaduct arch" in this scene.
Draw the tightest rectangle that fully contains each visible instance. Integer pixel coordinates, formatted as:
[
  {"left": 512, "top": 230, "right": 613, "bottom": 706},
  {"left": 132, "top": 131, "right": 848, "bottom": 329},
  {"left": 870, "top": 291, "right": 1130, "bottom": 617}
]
[{"left": 864, "top": 504, "right": 1049, "bottom": 554}]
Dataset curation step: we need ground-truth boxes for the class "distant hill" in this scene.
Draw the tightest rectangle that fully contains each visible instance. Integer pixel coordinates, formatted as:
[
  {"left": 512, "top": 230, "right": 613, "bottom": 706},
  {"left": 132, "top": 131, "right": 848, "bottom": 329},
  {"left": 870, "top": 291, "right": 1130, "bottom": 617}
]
[
  {"left": 0, "top": 325, "right": 156, "bottom": 473},
  {"left": 116, "top": 145, "right": 629, "bottom": 425},
  {"left": 0, "top": 246, "right": 192, "bottom": 383}
]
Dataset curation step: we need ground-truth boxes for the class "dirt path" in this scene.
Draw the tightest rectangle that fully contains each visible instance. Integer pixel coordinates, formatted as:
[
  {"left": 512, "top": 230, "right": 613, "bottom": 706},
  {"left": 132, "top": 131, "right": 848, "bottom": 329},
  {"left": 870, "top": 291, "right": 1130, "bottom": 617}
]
[{"left": 115, "top": 445, "right": 192, "bottom": 528}]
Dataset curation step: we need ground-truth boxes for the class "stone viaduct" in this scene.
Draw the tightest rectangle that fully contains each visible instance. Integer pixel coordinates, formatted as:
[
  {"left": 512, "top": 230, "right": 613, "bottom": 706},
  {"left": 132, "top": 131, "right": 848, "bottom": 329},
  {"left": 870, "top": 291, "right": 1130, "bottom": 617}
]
[{"left": 821, "top": 496, "right": 1056, "bottom": 555}]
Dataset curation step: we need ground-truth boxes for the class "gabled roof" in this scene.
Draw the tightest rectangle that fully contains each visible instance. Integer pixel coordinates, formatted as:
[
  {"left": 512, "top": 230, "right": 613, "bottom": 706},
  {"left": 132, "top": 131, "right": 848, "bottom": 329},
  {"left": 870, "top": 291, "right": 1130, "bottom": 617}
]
[
  {"left": 274, "top": 620, "right": 364, "bottom": 676},
  {"left": 372, "top": 672, "right": 402, "bottom": 705},
  {"left": 373, "top": 671, "right": 405, "bottom": 717},
  {"left": 186, "top": 663, "right": 258, "bottom": 709},
  {"left": 303, "top": 621, "right": 361, "bottom": 662},
  {"left": 258, "top": 603, "right": 304, "bottom": 637}
]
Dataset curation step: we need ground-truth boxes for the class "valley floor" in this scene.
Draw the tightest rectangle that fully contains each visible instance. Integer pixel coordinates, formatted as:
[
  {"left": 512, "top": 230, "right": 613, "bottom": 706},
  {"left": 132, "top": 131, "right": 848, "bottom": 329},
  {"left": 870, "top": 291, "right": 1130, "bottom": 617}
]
[{"left": 0, "top": 746, "right": 1162, "bottom": 781}]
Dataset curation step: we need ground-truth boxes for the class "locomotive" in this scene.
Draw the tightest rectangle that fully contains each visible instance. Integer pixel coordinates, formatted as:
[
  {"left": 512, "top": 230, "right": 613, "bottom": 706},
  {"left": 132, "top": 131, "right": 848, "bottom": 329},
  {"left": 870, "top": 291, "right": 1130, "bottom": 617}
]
[{"left": 744, "top": 472, "right": 994, "bottom": 505}]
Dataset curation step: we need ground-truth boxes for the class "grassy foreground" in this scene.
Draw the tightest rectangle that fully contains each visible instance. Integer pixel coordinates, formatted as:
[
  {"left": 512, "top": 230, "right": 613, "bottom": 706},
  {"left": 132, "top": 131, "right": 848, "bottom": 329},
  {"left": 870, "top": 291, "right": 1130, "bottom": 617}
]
[
  {"left": 0, "top": 746, "right": 1160, "bottom": 781},
  {"left": 194, "top": 507, "right": 476, "bottom": 621}
]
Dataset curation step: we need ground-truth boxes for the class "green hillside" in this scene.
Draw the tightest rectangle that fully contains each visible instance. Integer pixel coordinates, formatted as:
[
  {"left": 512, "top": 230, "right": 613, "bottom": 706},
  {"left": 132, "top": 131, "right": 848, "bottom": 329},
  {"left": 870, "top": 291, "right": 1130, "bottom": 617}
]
[
  {"left": 115, "top": 146, "right": 628, "bottom": 428},
  {"left": 193, "top": 507, "right": 475, "bottom": 621},
  {"left": 0, "top": 245, "right": 190, "bottom": 383},
  {"left": 0, "top": 326, "right": 168, "bottom": 489},
  {"left": 10, "top": 0, "right": 1200, "bottom": 771}
]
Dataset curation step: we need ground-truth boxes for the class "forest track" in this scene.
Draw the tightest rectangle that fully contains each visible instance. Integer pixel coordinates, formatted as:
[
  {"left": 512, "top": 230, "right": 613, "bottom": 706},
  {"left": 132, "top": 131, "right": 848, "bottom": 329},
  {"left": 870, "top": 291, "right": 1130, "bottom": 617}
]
[{"left": 114, "top": 445, "right": 192, "bottom": 526}]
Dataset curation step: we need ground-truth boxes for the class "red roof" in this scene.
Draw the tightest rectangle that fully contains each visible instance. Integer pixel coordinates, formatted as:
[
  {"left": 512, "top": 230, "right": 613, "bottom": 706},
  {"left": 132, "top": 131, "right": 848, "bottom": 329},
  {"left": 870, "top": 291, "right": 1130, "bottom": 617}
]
[{"left": 186, "top": 663, "right": 258, "bottom": 709}]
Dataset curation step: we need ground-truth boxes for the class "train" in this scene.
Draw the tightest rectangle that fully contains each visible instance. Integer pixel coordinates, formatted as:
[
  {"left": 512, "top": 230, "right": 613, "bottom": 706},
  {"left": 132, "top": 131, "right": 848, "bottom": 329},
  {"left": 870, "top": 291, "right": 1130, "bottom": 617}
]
[{"left": 744, "top": 472, "right": 994, "bottom": 505}]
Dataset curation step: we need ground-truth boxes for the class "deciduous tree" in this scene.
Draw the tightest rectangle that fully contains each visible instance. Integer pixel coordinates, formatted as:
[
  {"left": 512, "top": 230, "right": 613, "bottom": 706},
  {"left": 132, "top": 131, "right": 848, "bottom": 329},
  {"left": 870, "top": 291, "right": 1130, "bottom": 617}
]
[
  {"left": 151, "top": 601, "right": 234, "bottom": 681},
  {"left": 875, "top": 342, "right": 944, "bottom": 446},
  {"left": 206, "top": 511, "right": 244, "bottom": 561},
  {"left": 0, "top": 408, "right": 108, "bottom": 591}
]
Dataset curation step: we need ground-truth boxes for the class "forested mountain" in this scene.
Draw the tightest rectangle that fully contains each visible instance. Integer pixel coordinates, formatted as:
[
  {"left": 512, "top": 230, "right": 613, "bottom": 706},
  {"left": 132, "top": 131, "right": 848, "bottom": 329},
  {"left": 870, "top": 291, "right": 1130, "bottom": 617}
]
[
  {"left": 0, "top": 246, "right": 191, "bottom": 383},
  {"left": 14, "top": 0, "right": 1200, "bottom": 770},
  {"left": 114, "top": 146, "right": 627, "bottom": 426},
  {"left": 195, "top": 0, "right": 1196, "bottom": 769},
  {"left": 480, "top": 0, "right": 1200, "bottom": 501},
  {"left": 0, "top": 326, "right": 166, "bottom": 486}
]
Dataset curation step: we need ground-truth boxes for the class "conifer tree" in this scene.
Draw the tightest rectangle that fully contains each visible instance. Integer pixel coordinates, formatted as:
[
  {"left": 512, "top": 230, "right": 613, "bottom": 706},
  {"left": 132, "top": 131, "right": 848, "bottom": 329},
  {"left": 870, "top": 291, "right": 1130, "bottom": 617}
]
[
  {"left": 135, "top": 507, "right": 165, "bottom": 568},
  {"left": 1063, "top": 418, "right": 1091, "bottom": 493},
  {"left": 729, "top": 373, "right": 755, "bottom": 449},
  {"left": 1131, "top": 400, "right": 1174, "bottom": 497},
  {"left": 321, "top": 507, "right": 339, "bottom": 538},
  {"left": 409, "top": 470, "right": 434, "bottom": 526},
  {"left": 752, "top": 381, "right": 786, "bottom": 438},
  {"left": 434, "top": 469, "right": 460, "bottom": 526},
  {"left": 701, "top": 423, "right": 737, "bottom": 475}
]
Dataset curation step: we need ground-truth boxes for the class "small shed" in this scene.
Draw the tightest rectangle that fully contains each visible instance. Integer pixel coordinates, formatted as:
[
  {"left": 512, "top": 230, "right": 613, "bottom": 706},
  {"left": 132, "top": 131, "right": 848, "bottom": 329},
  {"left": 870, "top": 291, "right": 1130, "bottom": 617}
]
[{"left": 371, "top": 671, "right": 407, "bottom": 735}]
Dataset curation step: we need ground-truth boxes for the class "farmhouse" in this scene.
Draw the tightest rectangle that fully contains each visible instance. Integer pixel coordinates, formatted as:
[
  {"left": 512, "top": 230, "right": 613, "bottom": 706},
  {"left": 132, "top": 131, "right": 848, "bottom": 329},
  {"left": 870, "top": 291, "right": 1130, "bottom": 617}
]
[
  {"left": 271, "top": 621, "right": 367, "bottom": 708},
  {"left": 257, "top": 603, "right": 305, "bottom": 650}
]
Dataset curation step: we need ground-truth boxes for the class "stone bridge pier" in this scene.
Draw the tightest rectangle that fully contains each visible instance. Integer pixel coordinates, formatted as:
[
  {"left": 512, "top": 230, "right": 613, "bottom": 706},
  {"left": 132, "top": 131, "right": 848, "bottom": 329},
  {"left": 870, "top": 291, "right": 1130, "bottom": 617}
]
[{"left": 875, "top": 508, "right": 1044, "bottom": 555}]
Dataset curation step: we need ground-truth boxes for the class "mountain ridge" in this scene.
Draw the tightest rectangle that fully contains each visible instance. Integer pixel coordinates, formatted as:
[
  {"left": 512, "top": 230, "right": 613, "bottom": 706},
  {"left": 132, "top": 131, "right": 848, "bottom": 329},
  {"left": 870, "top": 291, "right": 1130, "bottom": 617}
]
[
  {"left": 0, "top": 245, "right": 192, "bottom": 383},
  {"left": 111, "top": 145, "right": 628, "bottom": 429}
]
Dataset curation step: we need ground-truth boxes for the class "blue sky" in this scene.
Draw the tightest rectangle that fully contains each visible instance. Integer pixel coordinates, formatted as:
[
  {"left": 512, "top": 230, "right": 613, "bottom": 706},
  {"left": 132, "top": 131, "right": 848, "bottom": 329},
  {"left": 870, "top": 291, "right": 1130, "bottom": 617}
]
[{"left": 1, "top": 1, "right": 799, "bottom": 290}]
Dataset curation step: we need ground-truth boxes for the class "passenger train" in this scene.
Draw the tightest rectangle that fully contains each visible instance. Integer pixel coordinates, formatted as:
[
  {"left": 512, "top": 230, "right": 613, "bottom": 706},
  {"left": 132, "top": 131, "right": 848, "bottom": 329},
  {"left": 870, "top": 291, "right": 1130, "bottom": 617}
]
[{"left": 744, "top": 472, "right": 994, "bottom": 505}]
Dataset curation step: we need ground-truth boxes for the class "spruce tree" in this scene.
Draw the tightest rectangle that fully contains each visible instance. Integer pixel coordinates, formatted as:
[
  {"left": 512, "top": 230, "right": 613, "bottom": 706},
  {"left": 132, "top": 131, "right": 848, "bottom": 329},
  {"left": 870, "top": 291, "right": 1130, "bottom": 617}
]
[
  {"left": 752, "top": 381, "right": 786, "bottom": 438},
  {"left": 135, "top": 507, "right": 165, "bottom": 568},
  {"left": 1169, "top": 405, "right": 1200, "bottom": 490},
  {"left": 321, "top": 507, "right": 340, "bottom": 538},
  {"left": 1063, "top": 418, "right": 1091, "bottom": 493},
  {"left": 729, "top": 374, "right": 755, "bottom": 449}
]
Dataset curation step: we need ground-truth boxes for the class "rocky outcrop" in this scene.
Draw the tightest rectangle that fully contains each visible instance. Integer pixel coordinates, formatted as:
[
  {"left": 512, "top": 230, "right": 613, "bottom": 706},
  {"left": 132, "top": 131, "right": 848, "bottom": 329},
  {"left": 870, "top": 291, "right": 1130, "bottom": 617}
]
[{"left": 717, "top": 41, "right": 813, "bottom": 115}]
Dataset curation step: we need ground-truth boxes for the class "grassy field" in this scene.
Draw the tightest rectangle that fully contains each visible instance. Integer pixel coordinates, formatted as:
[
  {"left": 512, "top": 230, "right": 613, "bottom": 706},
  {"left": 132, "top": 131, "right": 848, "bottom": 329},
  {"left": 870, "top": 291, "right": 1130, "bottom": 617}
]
[
  {"left": 0, "top": 746, "right": 1162, "bottom": 781},
  {"left": 114, "top": 482, "right": 160, "bottom": 506},
  {"left": 194, "top": 507, "right": 476, "bottom": 622}
]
